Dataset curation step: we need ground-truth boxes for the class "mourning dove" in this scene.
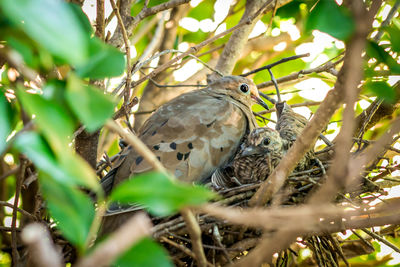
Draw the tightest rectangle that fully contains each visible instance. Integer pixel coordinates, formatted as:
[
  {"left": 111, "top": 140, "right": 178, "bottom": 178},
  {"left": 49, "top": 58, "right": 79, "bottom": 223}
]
[{"left": 99, "top": 75, "right": 268, "bottom": 233}]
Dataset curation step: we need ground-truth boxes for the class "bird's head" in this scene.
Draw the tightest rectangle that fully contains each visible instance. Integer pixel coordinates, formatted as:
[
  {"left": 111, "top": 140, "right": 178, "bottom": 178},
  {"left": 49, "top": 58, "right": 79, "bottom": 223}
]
[
  {"left": 209, "top": 76, "right": 269, "bottom": 110},
  {"left": 239, "top": 127, "right": 284, "bottom": 157}
]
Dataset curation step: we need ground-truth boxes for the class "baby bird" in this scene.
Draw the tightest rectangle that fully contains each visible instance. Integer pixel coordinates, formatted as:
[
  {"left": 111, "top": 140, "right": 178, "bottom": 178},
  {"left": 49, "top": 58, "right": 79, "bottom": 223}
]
[
  {"left": 212, "top": 102, "right": 316, "bottom": 189},
  {"left": 275, "top": 101, "right": 314, "bottom": 171},
  {"left": 211, "top": 127, "right": 286, "bottom": 189}
]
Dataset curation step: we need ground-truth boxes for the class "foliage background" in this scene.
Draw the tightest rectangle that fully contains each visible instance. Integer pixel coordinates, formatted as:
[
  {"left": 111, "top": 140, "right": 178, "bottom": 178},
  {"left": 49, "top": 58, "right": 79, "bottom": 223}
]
[{"left": 0, "top": 0, "right": 400, "bottom": 266}]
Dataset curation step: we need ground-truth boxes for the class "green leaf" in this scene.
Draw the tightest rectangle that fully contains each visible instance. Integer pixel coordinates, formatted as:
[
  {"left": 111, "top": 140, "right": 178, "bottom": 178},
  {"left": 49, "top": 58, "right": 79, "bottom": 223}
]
[
  {"left": 114, "top": 238, "right": 172, "bottom": 267},
  {"left": 76, "top": 38, "right": 125, "bottom": 79},
  {"left": 69, "top": 3, "right": 93, "bottom": 35},
  {"left": 14, "top": 132, "right": 99, "bottom": 189},
  {"left": 110, "top": 172, "right": 216, "bottom": 216},
  {"left": 364, "top": 80, "right": 396, "bottom": 103},
  {"left": 0, "top": 93, "right": 14, "bottom": 153},
  {"left": 188, "top": 1, "right": 214, "bottom": 21},
  {"left": 366, "top": 41, "right": 400, "bottom": 74},
  {"left": 305, "top": 0, "right": 354, "bottom": 41},
  {"left": 17, "top": 88, "right": 75, "bottom": 153},
  {"left": 66, "top": 75, "right": 116, "bottom": 132},
  {"left": 0, "top": 0, "right": 88, "bottom": 65},
  {"left": 40, "top": 173, "right": 94, "bottom": 252},
  {"left": 385, "top": 20, "right": 400, "bottom": 53}
]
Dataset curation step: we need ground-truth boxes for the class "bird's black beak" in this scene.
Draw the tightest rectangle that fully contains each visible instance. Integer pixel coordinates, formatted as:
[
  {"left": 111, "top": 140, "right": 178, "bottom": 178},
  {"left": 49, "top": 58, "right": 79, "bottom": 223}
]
[{"left": 251, "top": 95, "right": 269, "bottom": 110}]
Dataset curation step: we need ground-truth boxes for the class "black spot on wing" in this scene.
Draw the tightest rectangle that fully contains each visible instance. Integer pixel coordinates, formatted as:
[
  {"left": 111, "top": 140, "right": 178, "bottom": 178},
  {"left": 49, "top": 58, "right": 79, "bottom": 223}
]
[
  {"left": 177, "top": 152, "right": 183, "bottom": 160},
  {"left": 153, "top": 145, "right": 160, "bottom": 150},
  {"left": 170, "top": 142, "right": 177, "bottom": 150},
  {"left": 184, "top": 152, "right": 190, "bottom": 160},
  {"left": 188, "top": 143, "right": 193, "bottom": 149},
  {"left": 135, "top": 156, "right": 143, "bottom": 165},
  {"left": 206, "top": 119, "right": 216, "bottom": 128},
  {"left": 157, "top": 156, "right": 161, "bottom": 161},
  {"left": 151, "top": 131, "right": 157, "bottom": 136},
  {"left": 220, "top": 147, "right": 223, "bottom": 152}
]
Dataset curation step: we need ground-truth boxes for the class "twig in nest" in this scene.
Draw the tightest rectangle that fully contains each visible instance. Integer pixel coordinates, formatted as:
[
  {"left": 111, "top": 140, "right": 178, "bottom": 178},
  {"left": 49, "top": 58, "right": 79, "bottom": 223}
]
[
  {"left": 361, "top": 228, "right": 400, "bottom": 253},
  {"left": 22, "top": 223, "right": 63, "bottom": 267},
  {"left": 180, "top": 208, "right": 209, "bottom": 267}
]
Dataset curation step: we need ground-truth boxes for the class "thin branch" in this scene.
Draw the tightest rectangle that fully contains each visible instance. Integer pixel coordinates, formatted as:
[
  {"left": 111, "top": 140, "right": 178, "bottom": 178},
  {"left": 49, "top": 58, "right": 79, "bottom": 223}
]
[
  {"left": 0, "top": 166, "right": 19, "bottom": 182},
  {"left": 110, "top": 0, "right": 132, "bottom": 109},
  {"left": 0, "top": 201, "right": 35, "bottom": 220},
  {"left": 21, "top": 223, "right": 63, "bottom": 267},
  {"left": 361, "top": 228, "right": 400, "bottom": 253},
  {"left": 257, "top": 57, "right": 343, "bottom": 89},
  {"left": 95, "top": 0, "right": 105, "bottom": 40},
  {"left": 76, "top": 212, "right": 152, "bottom": 267},
  {"left": 373, "top": 1, "right": 400, "bottom": 42},
  {"left": 105, "top": 119, "right": 167, "bottom": 173},
  {"left": 130, "top": 1, "right": 275, "bottom": 95},
  {"left": 241, "top": 53, "right": 310, "bottom": 77},
  {"left": 109, "top": 0, "right": 190, "bottom": 48},
  {"left": 11, "top": 157, "right": 25, "bottom": 266},
  {"left": 180, "top": 208, "right": 208, "bottom": 267}
]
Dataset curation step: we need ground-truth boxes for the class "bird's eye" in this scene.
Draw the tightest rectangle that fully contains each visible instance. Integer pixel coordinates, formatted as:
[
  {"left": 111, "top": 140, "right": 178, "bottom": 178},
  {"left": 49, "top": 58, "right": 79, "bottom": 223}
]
[
  {"left": 263, "top": 137, "right": 271, "bottom": 146},
  {"left": 239, "top": 83, "right": 250, "bottom": 94}
]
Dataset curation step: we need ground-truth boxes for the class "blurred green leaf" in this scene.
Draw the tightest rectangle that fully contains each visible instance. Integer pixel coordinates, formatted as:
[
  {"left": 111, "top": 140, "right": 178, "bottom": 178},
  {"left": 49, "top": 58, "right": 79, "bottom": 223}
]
[
  {"left": 70, "top": 3, "right": 93, "bottom": 35},
  {"left": 114, "top": 238, "right": 173, "bottom": 267},
  {"left": 385, "top": 20, "right": 400, "bottom": 53},
  {"left": 40, "top": 173, "right": 94, "bottom": 252},
  {"left": 14, "top": 132, "right": 98, "bottom": 189},
  {"left": 17, "top": 88, "right": 75, "bottom": 152},
  {"left": 364, "top": 80, "right": 396, "bottom": 103},
  {"left": 188, "top": 1, "right": 214, "bottom": 21},
  {"left": 366, "top": 41, "right": 400, "bottom": 74},
  {"left": 0, "top": 93, "right": 14, "bottom": 154},
  {"left": 66, "top": 75, "right": 116, "bottom": 132},
  {"left": 305, "top": 0, "right": 354, "bottom": 41},
  {"left": 76, "top": 38, "right": 125, "bottom": 79},
  {"left": 1, "top": 0, "right": 88, "bottom": 65},
  {"left": 110, "top": 172, "right": 216, "bottom": 216}
]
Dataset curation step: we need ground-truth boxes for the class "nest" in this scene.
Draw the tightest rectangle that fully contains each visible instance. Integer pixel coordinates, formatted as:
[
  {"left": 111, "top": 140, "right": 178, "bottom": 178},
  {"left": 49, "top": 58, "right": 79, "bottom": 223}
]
[{"left": 148, "top": 145, "right": 395, "bottom": 267}]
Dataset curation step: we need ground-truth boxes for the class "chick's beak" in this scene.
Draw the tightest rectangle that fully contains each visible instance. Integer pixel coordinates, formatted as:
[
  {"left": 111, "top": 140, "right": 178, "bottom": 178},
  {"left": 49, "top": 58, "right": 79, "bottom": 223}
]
[
  {"left": 250, "top": 89, "right": 269, "bottom": 110},
  {"left": 240, "top": 145, "right": 268, "bottom": 157}
]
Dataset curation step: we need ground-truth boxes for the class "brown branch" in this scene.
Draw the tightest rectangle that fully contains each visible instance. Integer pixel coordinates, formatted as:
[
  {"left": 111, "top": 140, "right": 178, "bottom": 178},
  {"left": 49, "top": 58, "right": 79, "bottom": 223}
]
[
  {"left": 314, "top": 1, "right": 370, "bottom": 203},
  {"left": 21, "top": 223, "right": 63, "bottom": 267},
  {"left": 0, "top": 166, "right": 19, "bottom": 182},
  {"left": 109, "top": 0, "right": 190, "bottom": 48},
  {"left": 95, "top": 0, "right": 105, "bottom": 40},
  {"left": 180, "top": 208, "right": 208, "bottom": 267},
  {"left": 130, "top": 1, "right": 275, "bottom": 95},
  {"left": 11, "top": 156, "right": 25, "bottom": 266},
  {"left": 0, "top": 201, "right": 35, "bottom": 220},
  {"left": 249, "top": 86, "right": 343, "bottom": 206},
  {"left": 110, "top": 0, "right": 131, "bottom": 109},
  {"left": 257, "top": 57, "right": 343, "bottom": 89},
  {"left": 212, "top": 0, "right": 293, "bottom": 77},
  {"left": 76, "top": 212, "right": 152, "bottom": 267},
  {"left": 105, "top": 119, "right": 167, "bottom": 173},
  {"left": 361, "top": 228, "right": 400, "bottom": 253}
]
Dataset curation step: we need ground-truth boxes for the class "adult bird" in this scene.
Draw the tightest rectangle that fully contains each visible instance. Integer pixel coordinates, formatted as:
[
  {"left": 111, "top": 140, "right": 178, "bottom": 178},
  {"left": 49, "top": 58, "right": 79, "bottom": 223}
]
[{"left": 99, "top": 75, "right": 269, "bottom": 234}]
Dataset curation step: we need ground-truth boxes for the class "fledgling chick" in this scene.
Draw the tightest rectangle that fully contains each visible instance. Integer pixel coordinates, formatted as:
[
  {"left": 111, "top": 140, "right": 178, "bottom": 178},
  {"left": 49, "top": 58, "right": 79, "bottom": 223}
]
[
  {"left": 275, "top": 101, "right": 314, "bottom": 171},
  {"left": 211, "top": 127, "right": 286, "bottom": 189}
]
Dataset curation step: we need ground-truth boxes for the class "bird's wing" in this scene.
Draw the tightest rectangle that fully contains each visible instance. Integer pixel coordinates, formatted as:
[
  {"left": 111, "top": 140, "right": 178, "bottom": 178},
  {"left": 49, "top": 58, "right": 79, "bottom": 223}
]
[{"left": 111, "top": 89, "right": 248, "bottom": 186}]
